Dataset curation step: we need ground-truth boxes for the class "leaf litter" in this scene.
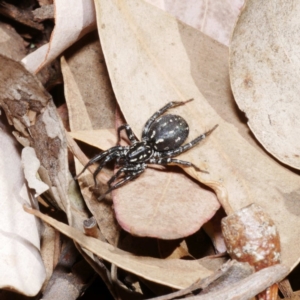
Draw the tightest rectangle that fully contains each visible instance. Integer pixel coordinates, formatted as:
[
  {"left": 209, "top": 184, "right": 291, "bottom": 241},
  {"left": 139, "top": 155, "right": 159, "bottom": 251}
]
[
  {"left": 94, "top": 0, "right": 300, "bottom": 271},
  {"left": 1, "top": 0, "right": 300, "bottom": 298}
]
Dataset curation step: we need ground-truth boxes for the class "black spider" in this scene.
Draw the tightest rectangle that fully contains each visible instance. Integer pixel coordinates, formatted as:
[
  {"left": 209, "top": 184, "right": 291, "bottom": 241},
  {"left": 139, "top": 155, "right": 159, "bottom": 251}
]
[{"left": 76, "top": 99, "right": 218, "bottom": 200}]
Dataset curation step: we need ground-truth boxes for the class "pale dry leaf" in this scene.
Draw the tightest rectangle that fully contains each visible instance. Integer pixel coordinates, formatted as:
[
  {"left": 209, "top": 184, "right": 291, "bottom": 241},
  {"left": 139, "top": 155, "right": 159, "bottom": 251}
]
[
  {"left": 230, "top": 0, "right": 300, "bottom": 169},
  {"left": 94, "top": 0, "right": 300, "bottom": 269},
  {"left": 146, "top": 0, "right": 245, "bottom": 46},
  {"left": 22, "top": 0, "right": 96, "bottom": 73},
  {"left": 21, "top": 146, "right": 49, "bottom": 197},
  {"left": 0, "top": 117, "right": 45, "bottom": 296},
  {"left": 25, "top": 207, "right": 215, "bottom": 289},
  {"left": 69, "top": 128, "right": 116, "bottom": 150}
]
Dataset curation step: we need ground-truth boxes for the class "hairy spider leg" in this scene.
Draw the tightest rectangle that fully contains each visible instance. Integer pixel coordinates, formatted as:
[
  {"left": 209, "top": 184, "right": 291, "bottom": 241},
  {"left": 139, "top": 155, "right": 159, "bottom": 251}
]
[
  {"left": 149, "top": 157, "right": 204, "bottom": 172},
  {"left": 160, "top": 125, "right": 218, "bottom": 158},
  {"left": 142, "top": 98, "right": 194, "bottom": 139},
  {"left": 92, "top": 150, "right": 126, "bottom": 186},
  {"left": 98, "top": 168, "right": 145, "bottom": 201},
  {"left": 107, "top": 164, "right": 146, "bottom": 187},
  {"left": 75, "top": 146, "right": 125, "bottom": 179},
  {"left": 116, "top": 124, "right": 139, "bottom": 145}
]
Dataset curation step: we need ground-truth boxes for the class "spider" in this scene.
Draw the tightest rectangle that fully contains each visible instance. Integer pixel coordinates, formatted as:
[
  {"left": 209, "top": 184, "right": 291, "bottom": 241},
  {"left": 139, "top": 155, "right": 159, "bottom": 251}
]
[{"left": 76, "top": 99, "right": 218, "bottom": 200}]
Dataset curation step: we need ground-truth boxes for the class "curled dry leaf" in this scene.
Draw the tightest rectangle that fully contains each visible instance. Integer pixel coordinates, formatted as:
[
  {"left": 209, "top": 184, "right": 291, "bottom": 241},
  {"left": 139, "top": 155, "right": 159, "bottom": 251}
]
[
  {"left": 0, "top": 117, "right": 46, "bottom": 296},
  {"left": 94, "top": 0, "right": 300, "bottom": 269},
  {"left": 25, "top": 206, "right": 216, "bottom": 289},
  {"left": 21, "top": 0, "right": 96, "bottom": 73},
  {"left": 0, "top": 54, "right": 68, "bottom": 211},
  {"left": 146, "top": 0, "right": 244, "bottom": 46},
  {"left": 230, "top": 0, "right": 300, "bottom": 169}
]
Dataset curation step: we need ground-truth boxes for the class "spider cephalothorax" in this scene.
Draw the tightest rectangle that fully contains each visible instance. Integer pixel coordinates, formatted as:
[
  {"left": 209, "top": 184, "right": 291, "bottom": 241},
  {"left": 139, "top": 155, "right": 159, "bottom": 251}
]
[{"left": 76, "top": 99, "right": 218, "bottom": 200}]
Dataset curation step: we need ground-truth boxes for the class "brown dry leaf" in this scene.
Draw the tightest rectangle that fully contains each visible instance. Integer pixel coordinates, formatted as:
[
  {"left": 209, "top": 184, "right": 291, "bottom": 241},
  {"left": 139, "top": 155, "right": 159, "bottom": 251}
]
[
  {"left": 25, "top": 206, "right": 216, "bottom": 289},
  {"left": 21, "top": 0, "right": 96, "bottom": 73},
  {"left": 146, "top": 0, "right": 244, "bottom": 46},
  {"left": 230, "top": 0, "right": 300, "bottom": 169},
  {"left": 94, "top": 0, "right": 300, "bottom": 269},
  {"left": 0, "top": 22, "right": 26, "bottom": 60},
  {"left": 0, "top": 117, "right": 46, "bottom": 296}
]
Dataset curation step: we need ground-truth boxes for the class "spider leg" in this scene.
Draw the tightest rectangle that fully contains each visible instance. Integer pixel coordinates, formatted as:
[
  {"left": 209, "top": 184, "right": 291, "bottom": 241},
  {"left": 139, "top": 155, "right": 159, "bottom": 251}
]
[
  {"left": 142, "top": 98, "right": 194, "bottom": 139},
  {"left": 160, "top": 125, "right": 218, "bottom": 158},
  {"left": 92, "top": 150, "right": 126, "bottom": 186},
  {"left": 74, "top": 146, "right": 125, "bottom": 180},
  {"left": 116, "top": 124, "right": 139, "bottom": 145},
  {"left": 98, "top": 168, "right": 145, "bottom": 201},
  {"left": 107, "top": 164, "right": 146, "bottom": 186},
  {"left": 149, "top": 157, "right": 206, "bottom": 172}
]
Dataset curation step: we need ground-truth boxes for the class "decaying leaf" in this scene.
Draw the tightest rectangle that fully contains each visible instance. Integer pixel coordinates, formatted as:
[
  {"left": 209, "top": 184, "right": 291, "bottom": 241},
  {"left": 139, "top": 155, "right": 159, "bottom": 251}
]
[
  {"left": 230, "top": 0, "right": 300, "bottom": 169},
  {"left": 94, "top": 0, "right": 300, "bottom": 270},
  {"left": 25, "top": 206, "right": 217, "bottom": 289}
]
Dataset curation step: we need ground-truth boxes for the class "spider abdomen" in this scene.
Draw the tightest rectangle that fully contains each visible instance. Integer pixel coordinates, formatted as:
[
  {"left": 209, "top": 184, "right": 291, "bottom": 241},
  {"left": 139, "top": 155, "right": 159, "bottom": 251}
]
[{"left": 147, "top": 114, "right": 189, "bottom": 151}]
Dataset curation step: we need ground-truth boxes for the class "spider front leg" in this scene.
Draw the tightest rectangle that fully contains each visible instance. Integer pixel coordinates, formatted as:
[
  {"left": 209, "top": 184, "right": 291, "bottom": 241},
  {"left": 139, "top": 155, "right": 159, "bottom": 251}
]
[
  {"left": 116, "top": 124, "right": 139, "bottom": 145},
  {"left": 92, "top": 150, "right": 126, "bottom": 186},
  {"left": 98, "top": 166, "right": 145, "bottom": 201},
  {"left": 160, "top": 125, "right": 218, "bottom": 158},
  {"left": 75, "top": 146, "right": 125, "bottom": 180},
  {"left": 142, "top": 98, "right": 193, "bottom": 139}
]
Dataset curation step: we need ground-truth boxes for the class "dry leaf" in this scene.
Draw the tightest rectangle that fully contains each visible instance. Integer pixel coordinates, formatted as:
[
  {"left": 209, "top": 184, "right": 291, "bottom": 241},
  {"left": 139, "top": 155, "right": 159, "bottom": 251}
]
[
  {"left": 21, "top": 0, "right": 96, "bottom": 73},
  {"left": 70, "top": 129, "right": 117, "bottom": 150},
  {"left": 146, "top": 0, "right": 244, "bottom": 46},
  {"left": 94, "top": 0, "right": 300, "bottom": 269},
  {"left": 25, "top": 206, "right": 215, "bottom": 289},
  {"left": 114, "top": 168, "right": 219, "bottom": 239},
  {"left": 0, "top": 117, "right": 45, "bottom": 296},
  {"left": 230, "top": 0, "right": 300, "bottom": 169},
  {"left": 0, "top": 22, "right": 26, "bottom": 60},
  {"left": 186, "top": 264, "right": 289, "bottom": 300}
]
